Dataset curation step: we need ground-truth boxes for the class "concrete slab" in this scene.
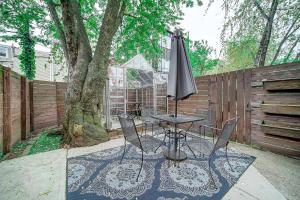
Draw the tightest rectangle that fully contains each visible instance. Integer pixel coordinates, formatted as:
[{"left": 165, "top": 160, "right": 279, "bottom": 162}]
[
  {"left": 222, "top": 186, "right": 259, "bottom": 200},
  {"left": 234, "top": 166, "right": 286, "bottom": 200},
  {"left": 230, "top": 143, "right": 300, "bottom": 200},
  {"left": 67, "top": 137, "right": 124, "bottom": 158},
  {"left": 0, "top": 137, "right": 286, "bottom": 200},
  {"left": 223, "top": 166, "right": 286, "bottom": 200},
  {"left": 0, "top": 149, "right": 67, "bottom": 200}
]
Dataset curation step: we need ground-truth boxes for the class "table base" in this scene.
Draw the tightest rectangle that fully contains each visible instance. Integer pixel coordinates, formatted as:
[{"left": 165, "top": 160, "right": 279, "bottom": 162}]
[{"left": 163, "top": 149, "right": 187, "bottom": 161}]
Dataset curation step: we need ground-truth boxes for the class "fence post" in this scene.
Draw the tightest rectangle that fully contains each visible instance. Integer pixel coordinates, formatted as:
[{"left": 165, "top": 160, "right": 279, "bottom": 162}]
[
  {"left": 3, "top": 67, "right": 11, "bottom": 154},
  {"left": 29, "top": 81, "right": 34, "bottom": 132},
  {"left": 21, "top": 76, "right": 27, "bottom": 140},
  {"left": 56, "top": 82, "right": 60, "bottom": 127},
  {"left": 244, "top": 69, "right": 252, "bottom": 145}
]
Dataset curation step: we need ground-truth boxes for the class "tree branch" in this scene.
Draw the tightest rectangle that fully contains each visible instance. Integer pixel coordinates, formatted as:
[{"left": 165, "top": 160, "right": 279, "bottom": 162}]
[
  {"left": 253, "top": 0, "right": 269, "bottom": 20},
  {"left": 47, "top": 0, "right": 69, "bottom": 64},
  {"left": 272, "top": 15, "right": 300, "bottom": 64},
  {"left": 93, "top": 0, "right": 126, "bottom": 62},
  {"left": 284, "top": 36, "right": 300, "bottom": 61},
  {"left": 124, "top": 13, "right": 137, "bottom": 18},
  {"left": 61, "top": 0, "right": 78, "bottom": 67},
  {"left": 80, "top": 0, "right": 127, "bottom": 111},
  {"left": 71, "top": 0, "right": 92, "bottom": 57}
]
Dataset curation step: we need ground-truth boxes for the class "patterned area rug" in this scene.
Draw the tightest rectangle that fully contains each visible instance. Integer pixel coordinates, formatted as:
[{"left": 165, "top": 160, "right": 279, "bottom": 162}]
[{"left": 67, "top": 138, "right": 255, "bottom": 200}]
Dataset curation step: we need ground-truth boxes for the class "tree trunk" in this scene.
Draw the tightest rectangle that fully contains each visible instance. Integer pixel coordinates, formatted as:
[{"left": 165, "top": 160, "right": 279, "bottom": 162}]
[
  {"left": 253, "top": 0, "right": 278, "bottom": 67},
  {"left": 47, "top": 0, "right": 126, "bottom": 146}
]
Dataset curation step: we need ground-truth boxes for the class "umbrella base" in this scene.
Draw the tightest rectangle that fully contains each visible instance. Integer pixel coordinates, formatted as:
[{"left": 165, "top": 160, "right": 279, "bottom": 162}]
[{"left": 163, "top": 149, "right": 187, "bottom": 161}]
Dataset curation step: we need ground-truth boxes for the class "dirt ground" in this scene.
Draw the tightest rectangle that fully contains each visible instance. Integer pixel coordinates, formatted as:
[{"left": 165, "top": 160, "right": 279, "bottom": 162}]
[{"left": 230, "top": 142, "right": 300, "bottom": 200}]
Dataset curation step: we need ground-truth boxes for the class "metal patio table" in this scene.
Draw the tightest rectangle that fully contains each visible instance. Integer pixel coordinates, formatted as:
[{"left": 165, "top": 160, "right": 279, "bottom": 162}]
[{"left": 151, "top": 114, "right": 204, "bottom": 161}]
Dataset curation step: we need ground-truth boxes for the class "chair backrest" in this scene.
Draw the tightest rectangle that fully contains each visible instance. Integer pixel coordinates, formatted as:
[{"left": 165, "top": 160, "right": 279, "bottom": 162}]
[
  {"left": 118, "top": 115, "right": 142, "bottom": 149},
  {"left": 212, "top": 118, "right": 239, "bottom": 154},
  {"left": 141, "top": 108, "right": 154, "bottom": 117}
]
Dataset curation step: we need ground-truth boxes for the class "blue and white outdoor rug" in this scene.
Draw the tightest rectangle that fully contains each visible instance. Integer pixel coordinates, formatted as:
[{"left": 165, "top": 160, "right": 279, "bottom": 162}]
[{"left": 67, "top": 138, "right": 255, "bottom": 200}]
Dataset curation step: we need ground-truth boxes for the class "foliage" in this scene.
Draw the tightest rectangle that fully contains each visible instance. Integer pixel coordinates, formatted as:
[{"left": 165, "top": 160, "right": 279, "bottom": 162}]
[
  {"left": 224, "top": 36, "right": 257, "bottom": 70},
  {"left": 127, "top": 68, "right": 138, "bottom": 81},
  {"left": 48, "top": 0, "right": 202, "bottom": 66},
  {"left": 187, "top": 40, "right": 219, "bottom": 77},
  {"left": 11, "top": 141, "right": 29, "bottom": 153},
  {"left": 0, "top": 0, "right": 48, "bottom": 80},
  {"left": 208, "top": 0, "right": 300, "bottom": 67},
  {"left": 272, "top": 54, "right": 300, "bottom": 65},
  {"left": 29, "top": 132, "right": 62, "bottom": 155}
]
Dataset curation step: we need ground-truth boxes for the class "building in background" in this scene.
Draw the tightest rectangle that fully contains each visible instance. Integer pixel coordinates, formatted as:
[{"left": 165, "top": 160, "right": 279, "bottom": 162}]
[{"left": 0, "top": 44, "right": 67, "bottom": 82}]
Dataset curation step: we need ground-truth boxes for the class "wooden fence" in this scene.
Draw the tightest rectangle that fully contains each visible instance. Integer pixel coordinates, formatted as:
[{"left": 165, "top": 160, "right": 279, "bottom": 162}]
[
  {"left": 169, "top": 62, "right": 300, "bottom": 158},
  {"left": 0, "top": 65, "right": 66, "bottom": 154},
  {"left": 1, "top": 63, "right": 299, "bottom": 158},
  {"left": 208, "top": 69, "right": 252, "bottom": 145}
]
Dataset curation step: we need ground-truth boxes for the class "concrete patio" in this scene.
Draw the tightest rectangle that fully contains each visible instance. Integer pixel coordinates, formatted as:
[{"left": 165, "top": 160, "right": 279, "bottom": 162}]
[{"left": 0, "top": 137, "right": 297, "bottom": 200}]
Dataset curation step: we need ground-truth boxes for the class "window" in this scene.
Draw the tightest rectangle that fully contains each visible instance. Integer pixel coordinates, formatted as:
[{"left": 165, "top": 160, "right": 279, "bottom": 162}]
[{"left": 0, "top": 46, "right": 8, "bottom": 58}]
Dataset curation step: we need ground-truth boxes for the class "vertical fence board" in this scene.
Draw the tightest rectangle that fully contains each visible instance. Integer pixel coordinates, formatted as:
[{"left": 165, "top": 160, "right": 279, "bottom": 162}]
[
  {"left": 21, "top": 76, "right": 27, "bottom": 140},
  {"left": 222, "top": 73, "right": 229, "bottom": 125},
  {"left": 3, "top": 68, "right": 11, "bottom": 153},
  {"left": 210, "top": 75, "right": 217, "bottom": 126},
  {"left": 236, "top": 70, "right": 245, "bottom": 143},
  {"left": 244, "top": 69, "right": 251, "bottom": 145},
  {"left": 32, "top": 81, "right": 57, "bottom": 131},
  {"left": 216, "top": 75, "right": 223, "bottom": 129},
  {"left": 29, "top": 81, "right": 34, "bottom": 132},
  {"left": 229, "top": 71, "right": 237, "bottom": 140}
]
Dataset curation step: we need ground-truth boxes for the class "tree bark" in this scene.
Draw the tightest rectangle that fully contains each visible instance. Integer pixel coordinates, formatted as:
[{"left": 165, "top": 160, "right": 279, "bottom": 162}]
[
  {"left": 47, "top": 0, "right": 126, "bottom": 146},
  {"left": 253, "top": 0, "right": 278, "bottom": 67}
]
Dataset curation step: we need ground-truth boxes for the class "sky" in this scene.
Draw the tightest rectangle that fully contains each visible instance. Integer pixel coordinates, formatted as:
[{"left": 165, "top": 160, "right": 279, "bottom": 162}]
[{"left": 180, "top": 0, "right": 224, "bottom": 56}]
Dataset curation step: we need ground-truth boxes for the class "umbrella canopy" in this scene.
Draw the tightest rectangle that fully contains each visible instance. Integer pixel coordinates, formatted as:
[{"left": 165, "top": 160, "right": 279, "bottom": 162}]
[{"left": 167, "top": 30, "right": 197, "bottom": 101}]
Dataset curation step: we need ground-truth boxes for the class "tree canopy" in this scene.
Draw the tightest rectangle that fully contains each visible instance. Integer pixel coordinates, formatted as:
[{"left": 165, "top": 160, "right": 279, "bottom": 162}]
[
  {"left": 187, "top": 40, "right": 219, "bottom": 77},
  {"left": 209, "top": 0, "right": 300, "bottom": 67},
  {"left": 0, "top": 0, "right": 48, "bottom": 79}
]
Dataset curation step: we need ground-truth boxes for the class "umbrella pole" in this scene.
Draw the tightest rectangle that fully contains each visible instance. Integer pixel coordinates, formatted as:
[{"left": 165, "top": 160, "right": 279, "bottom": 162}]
[
  {"left": 174, "top": 35, "right": 179, "bottom": 161},
  {"left": 175, "top": 99, "right": 178, "bottom": 117}
]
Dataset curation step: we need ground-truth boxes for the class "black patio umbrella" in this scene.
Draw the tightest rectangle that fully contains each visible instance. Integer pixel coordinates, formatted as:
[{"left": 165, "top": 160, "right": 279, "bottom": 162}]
[{"left": 167, "top": 30, "right": 197, "bottom": 117}]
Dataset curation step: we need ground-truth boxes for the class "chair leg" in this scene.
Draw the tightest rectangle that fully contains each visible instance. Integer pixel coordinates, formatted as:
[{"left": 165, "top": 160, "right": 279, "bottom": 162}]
[
  {"left": 154, "top": 131, "right": 167, "bottom": 153},
  {"left": 212, "top": 128, "right": 215, "bottom": 144},
  {"left": 120, "top": 140, "right": 127, "bottom": 164},
  {"left": 144, "top": 123, "right": 148, "bottom": 136},
  {"left": 136, "top": 150, "right": 144, "bottom": 182},
  {"left": 208, "top": 157, "right": 217, "bottom": 189},
  {"left": 151, "top": 123, "right": 154, "bottom": 136},
  {"left": 226, "top": 145, "right": 234, "bottom": 172},
  {"left": 183, "top": 134, "right": 196, "bottom": 158}
]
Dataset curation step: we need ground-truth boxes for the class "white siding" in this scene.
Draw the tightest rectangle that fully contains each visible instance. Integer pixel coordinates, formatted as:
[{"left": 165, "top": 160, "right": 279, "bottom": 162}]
[{"left": 0, "top": 45, "right": 68, "bottom": 82}]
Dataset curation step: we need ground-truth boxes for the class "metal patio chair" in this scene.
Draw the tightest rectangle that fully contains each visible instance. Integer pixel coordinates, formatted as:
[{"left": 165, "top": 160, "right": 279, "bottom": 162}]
[
  {"left": 118, "top": 115, "right": 163, "bottom": 181},
  {"left": 140, "top": 108, "right": 157, "bottom": 135},
  {"left": 140, "top": 108, "right": 171, "bottom": 137},
  {"left": 182, "top": 102, "right": 217, "bottom": 142},
  {"left": 185, "top": 118, "right": 239, "bottom": 188}
]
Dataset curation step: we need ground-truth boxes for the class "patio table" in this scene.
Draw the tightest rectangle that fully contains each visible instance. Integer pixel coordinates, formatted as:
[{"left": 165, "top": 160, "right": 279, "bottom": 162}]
[{"left": 151, "top": 114, "right": 204, "bottom": 161}]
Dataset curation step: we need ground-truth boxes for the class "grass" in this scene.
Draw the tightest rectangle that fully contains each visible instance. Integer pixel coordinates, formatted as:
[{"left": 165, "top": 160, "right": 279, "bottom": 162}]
[
  {"left": 28, "top": 132, "right": 62, "bottom": 155},
  {"left": 12, "top": 141, "right": 29, "bottom": 153}
]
